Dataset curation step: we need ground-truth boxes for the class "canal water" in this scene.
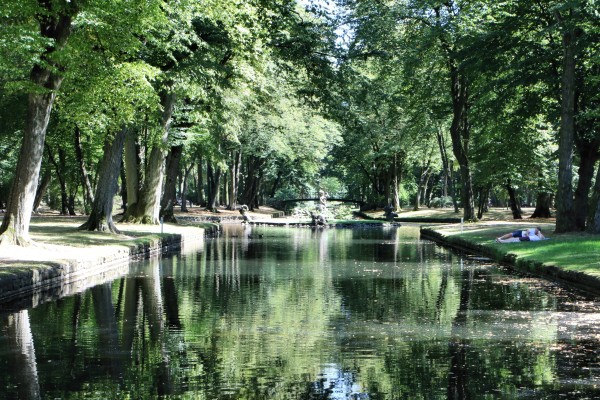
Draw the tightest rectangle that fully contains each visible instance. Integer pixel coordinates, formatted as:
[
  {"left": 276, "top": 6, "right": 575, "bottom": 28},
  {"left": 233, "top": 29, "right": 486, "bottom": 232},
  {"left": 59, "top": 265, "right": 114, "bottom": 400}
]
[{"left": 1, "top": 225, "right": 600, "bottom": 399}]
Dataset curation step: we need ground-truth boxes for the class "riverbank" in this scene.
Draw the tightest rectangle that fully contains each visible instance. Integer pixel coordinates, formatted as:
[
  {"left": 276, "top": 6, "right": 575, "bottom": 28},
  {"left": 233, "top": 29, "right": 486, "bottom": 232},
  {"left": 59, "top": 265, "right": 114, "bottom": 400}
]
[
  {"left": 421, "top": 221, "right": 600, "bottom": 294},
  {"left": 2, "top": 206, "right": 598, "bottom": 307},
  {"left": 0, "top": 216, "right": 218, "bottom": 307}
]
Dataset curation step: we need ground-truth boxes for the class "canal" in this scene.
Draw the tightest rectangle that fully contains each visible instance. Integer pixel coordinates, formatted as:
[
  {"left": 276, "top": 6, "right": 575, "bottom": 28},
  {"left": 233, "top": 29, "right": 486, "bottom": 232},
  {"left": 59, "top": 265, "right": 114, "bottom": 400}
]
[{"left": 1, "top": 225, "right": 600, "bottom": 399}]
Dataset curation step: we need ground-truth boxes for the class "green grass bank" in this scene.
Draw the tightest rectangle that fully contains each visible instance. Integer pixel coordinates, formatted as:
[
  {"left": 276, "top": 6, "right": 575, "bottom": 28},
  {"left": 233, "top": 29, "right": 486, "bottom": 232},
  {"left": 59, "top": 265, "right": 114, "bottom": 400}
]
[{"left": 421, "top": 222, "right": 600, "bottom": 294}]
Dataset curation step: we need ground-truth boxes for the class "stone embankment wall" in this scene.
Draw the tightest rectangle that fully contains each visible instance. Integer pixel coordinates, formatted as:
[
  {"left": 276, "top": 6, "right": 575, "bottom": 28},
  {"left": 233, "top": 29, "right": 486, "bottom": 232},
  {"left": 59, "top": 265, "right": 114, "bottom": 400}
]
[{"left": 0, "top": 232, "right": 205, "bottom": 312}]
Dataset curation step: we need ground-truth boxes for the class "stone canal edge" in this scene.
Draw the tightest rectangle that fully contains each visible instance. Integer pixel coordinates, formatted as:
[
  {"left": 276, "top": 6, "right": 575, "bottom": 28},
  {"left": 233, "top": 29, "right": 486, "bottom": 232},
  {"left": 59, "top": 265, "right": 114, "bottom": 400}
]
[{"left": 0, "top": 225, "right": 216, "bottom": 311}]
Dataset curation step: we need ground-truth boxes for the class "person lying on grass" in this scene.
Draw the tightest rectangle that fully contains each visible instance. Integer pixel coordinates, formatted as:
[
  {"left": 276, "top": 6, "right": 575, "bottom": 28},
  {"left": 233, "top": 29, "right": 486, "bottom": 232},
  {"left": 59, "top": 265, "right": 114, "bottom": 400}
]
[{"left": 496, "top": 227, "right": 545, "bottom": 243}]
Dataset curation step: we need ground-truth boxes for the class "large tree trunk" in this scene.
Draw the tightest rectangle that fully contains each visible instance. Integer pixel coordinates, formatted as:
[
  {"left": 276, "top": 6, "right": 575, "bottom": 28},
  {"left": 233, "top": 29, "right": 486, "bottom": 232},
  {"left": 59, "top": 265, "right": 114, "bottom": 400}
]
[
  {"left": 531, "top": 192, "right": 552, "bottom": 219},
  {"left": 449, "top": 70, "right": 475, "bottom": 221},
  {"left": 79, "top": 128, "right": 127, "bottom": 233},
  {"left": 555, "top": 26, "right": 579, "bottom": 233},
  {"left": 435, "top": 5, "right": 475, "bottom": 221},
  {"left": 74, "top": 126, "right": 94, "bottom": 209},
  {"left": 159, "top": 145, "right": 183, "bottom": 223},
  {"left": 0, "top": 91, "right": 61, "bottom": 245},
  {"left": 0, "top": 3, "right": 75, "bottom": 245},
  {"left": 122, "top": 92, "right": 176, "bottom": 224}
]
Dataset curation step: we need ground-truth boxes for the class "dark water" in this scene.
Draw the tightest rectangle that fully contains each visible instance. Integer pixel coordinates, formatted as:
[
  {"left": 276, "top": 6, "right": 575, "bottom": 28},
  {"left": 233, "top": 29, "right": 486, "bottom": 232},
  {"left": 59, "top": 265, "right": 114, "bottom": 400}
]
[{"left": 2, "top": 225, "right": 600, "bottom": 399}]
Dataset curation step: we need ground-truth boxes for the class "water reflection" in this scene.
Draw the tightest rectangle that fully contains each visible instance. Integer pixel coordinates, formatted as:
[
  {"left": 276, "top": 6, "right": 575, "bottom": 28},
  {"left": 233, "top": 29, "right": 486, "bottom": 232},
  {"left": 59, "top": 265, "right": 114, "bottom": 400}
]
[{"left": 1, "top": 225, "right": 600, "bottom": 398}]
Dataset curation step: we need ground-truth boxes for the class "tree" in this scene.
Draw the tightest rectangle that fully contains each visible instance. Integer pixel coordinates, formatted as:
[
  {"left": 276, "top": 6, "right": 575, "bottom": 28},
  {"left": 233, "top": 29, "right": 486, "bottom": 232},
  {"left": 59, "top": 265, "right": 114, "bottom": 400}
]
[
  {"left": 0, "top": 0, "right": 78, "bottom": 245},
  {"left": 79, "top": 128, "right": 127, "bottom": 233}
]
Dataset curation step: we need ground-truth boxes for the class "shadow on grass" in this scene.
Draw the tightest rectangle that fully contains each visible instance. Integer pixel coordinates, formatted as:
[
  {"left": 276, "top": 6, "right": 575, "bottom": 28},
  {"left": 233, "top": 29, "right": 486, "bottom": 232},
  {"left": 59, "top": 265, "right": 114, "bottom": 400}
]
[{"left": 29, "top": 223, "right": 155, "bottom": 247}]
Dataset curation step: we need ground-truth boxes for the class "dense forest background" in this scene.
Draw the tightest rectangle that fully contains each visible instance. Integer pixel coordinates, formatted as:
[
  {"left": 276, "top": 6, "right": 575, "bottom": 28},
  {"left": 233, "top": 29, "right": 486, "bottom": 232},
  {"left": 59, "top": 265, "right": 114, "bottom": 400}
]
[{"left": 0, "top": 0, "right": 598, "bottom": 244}]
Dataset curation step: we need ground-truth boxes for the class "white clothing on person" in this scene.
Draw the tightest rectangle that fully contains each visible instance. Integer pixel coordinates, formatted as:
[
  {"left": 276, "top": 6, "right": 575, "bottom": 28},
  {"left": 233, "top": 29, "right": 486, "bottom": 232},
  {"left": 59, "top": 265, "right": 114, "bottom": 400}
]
[{"left": 496, "top": 229, "right": 544, "bottom": 243}]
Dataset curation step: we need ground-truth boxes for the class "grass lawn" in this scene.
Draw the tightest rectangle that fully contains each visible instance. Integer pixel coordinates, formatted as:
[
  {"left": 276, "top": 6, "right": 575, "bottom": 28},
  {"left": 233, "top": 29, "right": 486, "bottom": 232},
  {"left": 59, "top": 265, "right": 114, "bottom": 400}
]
[
  {"left": 0, "top": 216, "right": 217, "bottom": 270},
  {"left": 429, "top": 221, "right": 600, "bottom": 279}
]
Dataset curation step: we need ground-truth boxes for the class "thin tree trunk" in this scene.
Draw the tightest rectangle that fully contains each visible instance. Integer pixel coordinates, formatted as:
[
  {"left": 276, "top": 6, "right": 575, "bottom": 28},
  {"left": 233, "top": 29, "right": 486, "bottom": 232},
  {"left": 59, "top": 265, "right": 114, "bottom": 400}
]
[
  {"left": 196, "top": 155, "right": 204, "bottom": 206},
  {"left": 74, "top": 126, "right": 94, "bottom": 208},
  {"left": 33, "top": 168, "right": 51, "bottom": 214},
  {"left": 119, "top": 162, "right": 127, "bottom": 211},
  {"left": 227, "top": 150, "right": 241, "bottom": 210},
  {"left": 79, "top": 128, "right": 127, "bottom": 233},
  {"left": 393, "top": 154, "right": 401, "bottom": 211},
  {"left": 181, "top": 163, "right": 193, "bottom": 212},
  {"left": 46, "top": 145, "right": 70, "bottom": 215},
  {"left": 159, "top": 145, "right": 183, "bottom": 222}
]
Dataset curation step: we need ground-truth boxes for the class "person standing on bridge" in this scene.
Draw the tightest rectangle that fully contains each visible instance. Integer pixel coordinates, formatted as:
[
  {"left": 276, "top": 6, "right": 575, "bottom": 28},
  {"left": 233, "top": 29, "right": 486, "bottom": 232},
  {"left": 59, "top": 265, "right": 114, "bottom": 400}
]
[{"left": 319, "top": 190, "right": 328, "bottom": 208}]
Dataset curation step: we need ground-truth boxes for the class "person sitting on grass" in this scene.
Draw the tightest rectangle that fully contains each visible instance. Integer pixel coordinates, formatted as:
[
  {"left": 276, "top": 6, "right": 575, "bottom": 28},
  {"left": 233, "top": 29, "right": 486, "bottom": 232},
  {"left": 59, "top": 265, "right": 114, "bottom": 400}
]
[{"left": 496, "top": 227, "right": 545, "bottom": 243}]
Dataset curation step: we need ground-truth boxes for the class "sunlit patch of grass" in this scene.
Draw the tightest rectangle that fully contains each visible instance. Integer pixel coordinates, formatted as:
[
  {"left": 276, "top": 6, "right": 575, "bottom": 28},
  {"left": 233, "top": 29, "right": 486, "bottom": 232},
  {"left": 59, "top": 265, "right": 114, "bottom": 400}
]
[{"left": 436, "top": 224, "right": 600, "bottom": 276}]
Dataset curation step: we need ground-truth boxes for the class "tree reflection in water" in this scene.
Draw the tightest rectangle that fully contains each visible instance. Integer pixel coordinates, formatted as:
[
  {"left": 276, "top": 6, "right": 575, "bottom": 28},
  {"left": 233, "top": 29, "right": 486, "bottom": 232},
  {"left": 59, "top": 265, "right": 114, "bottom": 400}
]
[{"left": 1, "top": 226, "right": 600, "bottom": 398}]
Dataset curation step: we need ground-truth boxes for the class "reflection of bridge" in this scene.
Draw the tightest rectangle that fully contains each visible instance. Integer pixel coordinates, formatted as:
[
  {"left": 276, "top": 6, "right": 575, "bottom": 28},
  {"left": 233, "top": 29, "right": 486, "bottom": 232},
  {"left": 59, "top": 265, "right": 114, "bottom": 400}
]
[{"left": 280, "top": 198, "right": 365, "bottom": 207}]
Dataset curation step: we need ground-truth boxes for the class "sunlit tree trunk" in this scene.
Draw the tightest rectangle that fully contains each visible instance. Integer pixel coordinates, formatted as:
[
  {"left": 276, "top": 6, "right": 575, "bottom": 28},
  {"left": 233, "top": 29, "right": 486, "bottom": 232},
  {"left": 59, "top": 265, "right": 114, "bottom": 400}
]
[
  {"left": 79, "top": 128, "right": 127, "bottom": 233},
  {"left": 0, "top": 3, "right": 75, "bottom": 245},
  {"left": 122, "top": 92, "right": 176, "bottom": 224}
]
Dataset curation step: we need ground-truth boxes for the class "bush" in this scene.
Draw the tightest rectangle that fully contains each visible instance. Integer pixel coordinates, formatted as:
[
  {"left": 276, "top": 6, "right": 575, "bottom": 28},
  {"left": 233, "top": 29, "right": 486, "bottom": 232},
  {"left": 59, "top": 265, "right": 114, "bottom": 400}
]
[{"left": 430, "top": 196, "right": 454, "bottom": 208}]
